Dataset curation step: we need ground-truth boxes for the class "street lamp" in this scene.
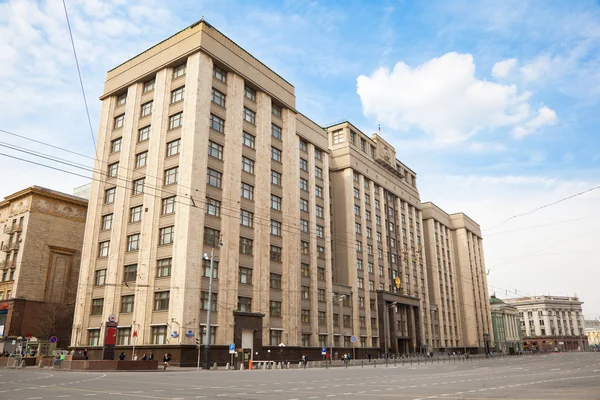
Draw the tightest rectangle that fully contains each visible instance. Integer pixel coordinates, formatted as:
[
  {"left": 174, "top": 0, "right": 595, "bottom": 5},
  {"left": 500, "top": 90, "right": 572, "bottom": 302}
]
[
  {"left": 202, "top": 244, "right": 219, "bottom": 370},
  {"left": 384, "top": 302, "right": 397, "bottom": 357},
  {"left": 330, "top": 294, "right": 346, "bottom": 362}
]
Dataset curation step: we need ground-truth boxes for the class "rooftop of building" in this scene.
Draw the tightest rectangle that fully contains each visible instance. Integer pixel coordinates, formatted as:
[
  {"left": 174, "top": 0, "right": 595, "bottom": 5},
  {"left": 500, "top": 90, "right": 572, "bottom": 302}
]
[
  {"left": 490, "top": 295, "right": 506, "bottom": 305},
  {"left": 503, "top": 295, "right": 582, "bottom": 304},
  {"left": 0, "top": 186, "right": 89, "bottom": 208}
]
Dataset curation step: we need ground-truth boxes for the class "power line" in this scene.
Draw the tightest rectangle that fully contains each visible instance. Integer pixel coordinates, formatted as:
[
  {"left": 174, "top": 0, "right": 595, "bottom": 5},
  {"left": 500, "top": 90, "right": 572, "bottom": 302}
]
[
  {"left": 485, "top": 215, "right": 600, "bottom": 236},
  {"left": 61, "top": 0, "right": 96, "bottom": 151}
]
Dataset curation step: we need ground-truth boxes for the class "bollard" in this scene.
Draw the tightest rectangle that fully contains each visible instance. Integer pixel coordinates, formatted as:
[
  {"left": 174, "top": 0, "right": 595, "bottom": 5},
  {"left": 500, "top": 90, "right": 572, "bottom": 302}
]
[
  {"left": 361, "top": 360, "right": 364, "bottom": 368},
  {"left": 299, "top": 361, "right": 302, "bottom": 368},
  {"left": 240, "top": 363, "right": 245, "bottom": 370},
  {"left": 287, "top": 362, "right": 290, "bottom": 369},
  {"left": 226, "top": 362, "right": 230, "bottom": 370}
]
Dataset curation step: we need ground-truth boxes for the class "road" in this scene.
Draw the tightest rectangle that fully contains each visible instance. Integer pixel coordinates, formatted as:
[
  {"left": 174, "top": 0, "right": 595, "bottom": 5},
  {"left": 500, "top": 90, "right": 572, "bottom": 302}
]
[{"left": 1, "top": 353, "right": 599, "bottom": 400}]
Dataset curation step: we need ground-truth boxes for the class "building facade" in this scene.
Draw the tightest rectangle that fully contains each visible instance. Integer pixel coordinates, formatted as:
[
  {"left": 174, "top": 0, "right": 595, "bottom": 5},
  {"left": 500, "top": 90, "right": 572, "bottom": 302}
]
[
  {"left": 585, "top": 319, "right": 600, "bottom": 349},
  {"left": 504, "top": 295, "right": 588, "bottom": 351},
  {"left": 490, "top": 295, "right": 522, "bottom": 354},
  {"left": 421, "top": 202, "right": 493, "bottom": 353},
  {"left": 0, "top": 186, "right": 87, "bottom": 352}
]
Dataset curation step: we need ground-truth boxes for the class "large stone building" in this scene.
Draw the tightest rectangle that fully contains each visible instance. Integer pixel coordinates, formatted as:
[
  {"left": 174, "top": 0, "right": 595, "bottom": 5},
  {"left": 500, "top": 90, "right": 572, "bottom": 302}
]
[
  {"left": 71, "top": 19, "right": 492, "bottom": 362},
  {"left": 504, "top": 295, "right": 588, "bottom": 351},
  {"left": 585, "top": 319, "right": 600, "bottom": 349},
  {"left": 490, "top": 295, "right": 522, "bottom": 354},
  {"left": 0, "top": 186, "right": 87, "bottom": 352}
]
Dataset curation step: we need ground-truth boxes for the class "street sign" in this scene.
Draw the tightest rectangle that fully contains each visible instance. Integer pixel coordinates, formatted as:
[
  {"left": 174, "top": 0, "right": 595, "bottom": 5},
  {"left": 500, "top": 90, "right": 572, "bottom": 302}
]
[
  {"left": 229, "top": 343, "right": 236, "bottom": 354},
  {"left": 50, "top": 336, "right": 58, "bottom": 344},
  {"left": 321, "top": 347, "right": 327, "bottom": 355},
  {"left": 350, "top": 336, "right": 357, "bottom": 343}
]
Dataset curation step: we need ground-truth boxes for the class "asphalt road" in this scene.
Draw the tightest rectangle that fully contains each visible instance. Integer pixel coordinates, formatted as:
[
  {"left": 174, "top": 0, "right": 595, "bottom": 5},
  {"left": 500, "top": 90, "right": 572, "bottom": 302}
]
[{"left": 1, "top": 353, "right": 599, "bottom": 400}]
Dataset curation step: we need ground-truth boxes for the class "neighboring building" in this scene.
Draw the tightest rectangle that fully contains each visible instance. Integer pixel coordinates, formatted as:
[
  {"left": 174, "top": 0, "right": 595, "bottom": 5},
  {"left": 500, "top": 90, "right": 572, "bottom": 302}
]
[
  {"left": 584, "top": 319, "right": 600, "bottom": 349},
  {"left": 73, "top": 183, "right": 92, "bottom": 200},
  {"left": 421, "top": 202, "right": 493, "bottom": 353},
  {"left": 489, "top": 295, "right": 522, "bottom": 354},
  {"left": 0, "top": 186, "right": 87, "bottom": 352},
  {"left": 504, "top": 295, "right": 588, "bottom": 351}
]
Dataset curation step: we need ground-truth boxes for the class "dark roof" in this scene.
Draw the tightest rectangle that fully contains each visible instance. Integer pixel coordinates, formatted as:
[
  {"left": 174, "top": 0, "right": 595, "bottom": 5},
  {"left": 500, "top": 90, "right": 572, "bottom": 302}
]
[{"left": 490, "top": 295, "right": 506, "bottom": 305}]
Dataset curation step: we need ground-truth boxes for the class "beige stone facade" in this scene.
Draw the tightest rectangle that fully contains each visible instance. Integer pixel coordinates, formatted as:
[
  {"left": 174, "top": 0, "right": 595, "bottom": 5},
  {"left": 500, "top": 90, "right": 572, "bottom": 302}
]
[{"left": 0, "top": 186, "right": 87, "bottom": 351}]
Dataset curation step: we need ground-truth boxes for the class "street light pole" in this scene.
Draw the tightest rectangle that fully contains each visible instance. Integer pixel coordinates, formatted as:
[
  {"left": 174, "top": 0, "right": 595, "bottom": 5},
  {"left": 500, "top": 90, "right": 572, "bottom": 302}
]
[
  {"left": 330, "top": 295, "right": 345, "bottom": 362},
  {"left": 203, "top": 248, "right": 215, "bottom": 370}
]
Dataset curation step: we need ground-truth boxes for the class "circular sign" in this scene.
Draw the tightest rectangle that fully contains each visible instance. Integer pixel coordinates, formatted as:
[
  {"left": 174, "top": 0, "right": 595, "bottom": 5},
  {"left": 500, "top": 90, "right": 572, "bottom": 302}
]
[
  {"left": 351, "top": 336, "right": 357, "bottom": 343},
  {"left": 50, "top": 336, "right": 58, "bottom": 344},
  {"left": 108, "top": 314, "right": 117, "bottom": 323}
]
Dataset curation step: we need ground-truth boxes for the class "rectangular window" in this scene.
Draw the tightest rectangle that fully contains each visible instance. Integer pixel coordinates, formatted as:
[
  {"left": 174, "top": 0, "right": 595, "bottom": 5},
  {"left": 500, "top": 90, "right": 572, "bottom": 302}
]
[
  {"left": 301, "top": 241, "right": 309, "bottom": 255},
  {"left": 270, "top": 329, "right": 282, "bottom": 346},
  {"left": 201, "top": 259, "right": 218, "bottom": 279},
  {"left": 239, "top": 237, "right": 253, "bottom": 255},
  {"left": 272, "top": 124, "right": 282, "bottom": 139},
  {"left": 315, "top": 148, "right": 322, "bottom": 160},
  {"left": 318, "top": 267, "right": 326, "bottom": 281},
  {"left": 270, "top": 245, "right": 282, "bottom": 261},
  {"left": 270, "top": 273, "right": 282, "bottom": 289},
  {"left": 101, "top": 214, "right": 113, "bottom": 230},
  {"left": 299, "top": 140, "right": 307, "bottom": 152},
  {"left": 270, "top": 301, "right": 282, "bottom": 317},
  {"left": 370, "top": 145, "right": 375, "bottom": 158},
  {"left": 214, "top": 66, "right": 226, "bottom": 82},
  {"left": 204, "top": 227, "right": 220, "bottom": 247},
  {"left": 159, "top": 226, "right": 174, "bottom": 245},
  {"left": 157, "top": 258, "right": 172, "bottom": 278},
  {"left": 152, "top": 326, "right": 167, "bottom": 344},
  {"left": 206, "top": 198, "right": 221, "bottom": 217},
  {"left": 200, "top": 291, "right": 217, "bottom": 311},
  {"left": 208, "top": 141, "right": 224, "bottom": 160},
  {"left": 300, "top": 219, "right": 308, "bottom": 233},
  {"left": 173, "top": 63, "right": 186, "bottom": 79},
  {"left": 300, "top": 178, "right": 308, "bottom": 191},
  {"left": 301, "top": 263, "right": 310, "bottom": 277},
  {"left": 272, "top": 104, "right": 282, "bottom": 118},
  {"left": 316, "top": 225, "right": 324, "bottom": 238},
  {"left": 316, "top": 205, "right": 324, "bottom": 218},
  {"left": 299, "top": 158, "right": 308, "bottom": 171},
  {"left": 301, "top": 286, "right": 310, "bottom": 300},
  {"left": 234, "top": 208, "right": 252, "bottom": 227},
  {"left": 161, "top": 196, "right": 175, "bottom": 215},
  {"left": 357, "top": 259, "right": 363, "bottom": 270},
  {"left": 171, "top": 86, "right": 185, "bottom": 103},
  {"left": 245, "top": 86, "right": 257, "bottom": 101},
  {"left": 271, "top": 170, "right": 282, "bottom": 186},
  {"left": 94, "top": 269, "right": 106, "bottom": 286},
  {"left": 116, "top": 93, "right": 127, "bottom": 106},
  {"left": 238, "top": 296, "right": 252, "bottom": 312},
  {"left": 271, "top": 195, "right": 282, "bottom": 211},
  {"left": 271, "top": 220, "right": 282, "bottom": 236},
  {"left": 91, "top": 298, "right": 104, "bottom": 315},
  {"left": 300, "top": 199, "right": 308, "bottom": 212},
  {"left": 169, "top": 112, "right": 183, "bottom": 129},
  {"left": 114, "top": 114, "right": 124, "bottom": 129},
  {"left": 207, "top": 168, "right": 222, "bottom": 188},
  {"left": 120, "top": 295, "right": 134, "bottom": 313},
  {"left": 165, "top": 139, "right": 181, "bottom": 157},
  {"left": 138, "top": 126, "right": 150, "bottom": 142},
  {"left": 88, "top": 329, "right": 100, "bottom": 346},
  {"left": 271, "top": 147, "right": 282, "bottom": 162},
  {"left": 241, "top": 157, "right": 254, "bottom": 174},
  {"left": 211, "top": 87, "right": 225, "bottom": 106},
  {"left": 241, "top": 182, "right": 254, "bottom": 200},
  {"left": 164, "top": 167, "right": 178, "bottom": 185},
  {"left": 108, "top": 162, "right": 118, "bottom": 178},
  {"left": 117, "top": 328, "right": 131, "bottom": 345},
  {"left": 354, "top": 205, "right": 361, "bottom": 216},
  {"left": 135, "top": 152, "right": 148, "bottom": 168},
  {"left": 315, "top": 166, "right": 322, "bottom": 179},
  {"left": 110, "top": 137, "right": 122, "bottom": 153},
  {"left": 127, "top": 234, "right": 140, "bottom": 252},
  {"left": 332, "top": 129, "right": 344, "bottom": 144},
  {"left": 243, "top": 131, "right": 255, "bottom": 148},
  {"left": 301, "top": 309, "right": 310, "bottom": 323},
  {"left": 143, "top": 79, "right": 155, "bottom": 93},
  {"left": 141, "top": 101, "right": 152, "bottom": 117},
  {"left": 243, "top": 108, "right": 256, "bottom": 124},
  {"left": 130, "top": 205, "right": 142, "bottom": 222},
  {"left": 98, "top": 241, "right": 109, "bottom": 258},
  {"left": 132, "top": 178, "right": 144, "bottom": 195},
  {"left": 317, "top": 246, "right": 325, "bottom": 259},
  {"left": 210, "top": 114, "right": 224, "bottom": 133},
  {"left": 316, "top": 186, "right": 323, "bottom": 198},
  {"left": 153, "top": 291, "right": 170, "bottom": 311},
  {"left": 239, "top": 266, "right": 253, "bottom": 284}
]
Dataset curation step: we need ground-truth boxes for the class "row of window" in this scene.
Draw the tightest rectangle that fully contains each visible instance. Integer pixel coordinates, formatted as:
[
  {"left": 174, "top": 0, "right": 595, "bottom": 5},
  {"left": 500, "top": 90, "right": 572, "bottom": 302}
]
[{"left": 98, "top": 225, "right": 174, "bottom": 257}]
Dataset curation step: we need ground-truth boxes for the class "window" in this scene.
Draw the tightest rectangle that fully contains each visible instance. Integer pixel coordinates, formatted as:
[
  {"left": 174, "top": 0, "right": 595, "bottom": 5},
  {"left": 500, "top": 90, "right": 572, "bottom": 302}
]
[
  {"left": 271, "top": 195, "right": 282, "bottom": 211},
  {"left": 270, "top": 273, "right": 282, "bottom": 289},
  {"left": 110, "top": 138, "right": 122, "bottom": 153},
  {"left": 240, "top": 209, "right": 253, "bottom": 227},
  {"left": 173, "top": 63, "right": 186, "bottom": 79},
  {"left": 301, "top": 263, "right": 310, "bottom": 277},
  {"left": 162, "top": 196, "right": 176, "bottom": 215},
  {"left": 300, "top": 219, "right": 308, "bottom": 233},
  {"left": 343, "top": 315, "right": 352, "bottom": 328},
  {"left": 98, "top": 241, "right": 109, "bottom": 258},
  {"left": 169, "top": 112, "right": 183, "bottom": 129},
  {"left": 207, "top": 168, "right": 222, "bottom": 188},
  {"left": 300, "top": 199, "right": 309, "bottom": 212},
  {"left": 239, "top": 237, "right": 253, "bottom": 255},
  {"left": 243, "top": 108, "right": 256, "bottom": 124},
  {"left": 120, "top": 295, "right": 134, "bottom": 313},
  {"left": 210, "top": 114, "right": 224, "bottom": 133},
  {"left": 366, "top": 227, "right": 372, "bottom": 238},
  {"left": 299, "top": 139, "right": 307, "bottom": 152},
  {"left": 132, "top": 178, "right": 144, "bottom": 195},
  {"left": 332, "top": 129, "right": 344, "bottom": 144},
  {"left": 317, "top": 246, "right": 325, "bottom": 259},
  {"left": 202, "top": 197, "right": 220, "bottom": 217},
  {"left": 301, "top": 286, "right": 310, "bottom": 300},
  {"left": 358, "top": 296, "right": 365, "bottom": 308},
  {"left": 208, "top": 141, "right": 224, "bottom": 160},
  {"left": 193, "top": 253, "right": 215, "bottom": 277},
  {"left": 154, "top": 291, "right": 170, "bottom": 311},
  {"left": 243, "top": 132, "right": 255, "bottom": 148},
  {"left": 108, "top": 162, "right": 118, "bottom": 178},
  {"left": 135, "top": 152, "right": 148, "bottom": 168},
  {"left": 171, "top": 86, "right": 185, "bottom": 103},
  {"left": 316, "top": 186, "right": 323, "bottom": 198},
  {"left": 137, "top": 127, "right": 150, "bottom": 144},
  {"left": 214, "top": 66, "right": 226, "bottom": 82},
  {"left": 318, "top": 267, "right": 325, "bottom": 281},
  {"left": 270, "top": 301, "right": 282, "bottom": 317},
  {"left": 316, "top": 225, "right": 324, "bottom": 238},
  {"left": 350, "top": 130, "right": 356, "bottom": 144},
  {"left": 130, "top": 205, "right": 143, "bottom": 222},
  {"left": 166, "top": 139, "right": 180, "bottom": 157},
  {"left": 141, "top": 101, "right": 152, "bottom": 117},
  {"left": 117, "top": 327, "right": 131, "bottom": 345},
  {"left": 242, "top": 157, "right": 254, "bottom": 174},
  {"left": 270, "top": 245, "right": 282, "bottom": 261},
  {"left": 88, "top": 329, "right": 100, "bottom": 346},
  {"left": 270, "top": 329, "right": 282, "bottom": 346},
  {"left": 91, "top": 298, "right": 104, "bottom": 315},
  {"left": 127, "top": 234, "right": 140, "bottom": 252},
  {"left": 370, "top": 145, "right": 375, "bottom": 158},
  {"left": 272, "top": 104, "right": 282, "bottom": 118},
  {"left": 271, "top": 220, "right": 282, "bottom": 236},
  {"left": 204, "top": 227, "right": 220, "bottom": 247},
  {"left": 159, "top": 226, "right": 174, "bottom": 245},
  {"left": 315, "top": 166, "right": 323, "bottom": 179},
  {"left": 369, "top": 280, "right": 375, "bottom": 291},
  {"left": 157, "top": 258, "right": 172, "bottom": 278},
  {"left": 316, "top": 205, "right": 324, "bottom": 218},
  {"left": 301, "top": 241, "right": 309, "bottom": 255},
  {"left": 315, "top": 148, "right": 322, "bottom": 160},
  {"left": 199, "top": 292, "right": 217, "bottom": 313},
  {"left": 300, "top": 178, "right": 308, "bottom": 191},
  {"left": 241, "top": 182, "right": 254, "bottom": 200},
  {"left": 114, "top": 114, "right": 124, "bottom": 129},
  {"left": 152, "top": 326, "right": 167, "bottom": 344},
  {"left": 164, "top": 167, "right": 178, "bottom": 185},
  {"left": 356, "top": 240, "right": 362, "bottom": 251},
  {"left": 94, "top": 269, "right": 106, "bottom": 286},
  {"left": 354, "top": 172, "right": 359, "bottom": 182},
  {"left": 354, "top": 205, "right": 361, "bottom": 216},
  {"left": 245, "top": 86, "right": 256, "bottom": 101},
  {"left": 358, "top": 277, "right": 364, "bottom": 288},
  {"left": 357, "top": 259, "right": 363, "bottom": 270},
  {"left": 238, "top": 296, "right": 252, "bottom": 312},
  {"left": 271, "top": 147, "right": 282, "bottom": 162},
  {"left": 143, "top": 79, "right": 155, "bottom": 93},
  {"left": 271, "top": 170, "right": 282, "bottom": 186},
  {"left": 301, "top": 309, "right": 310, "bottom": 323},
  {"left": 116, "top": 93, "right": 127, "bottom": 106},
  {"left": 101, "top": 214, "right": 113, "bottom": 230},
  {"left": 368, "top": 261, "right": 374, "bottom": 273},
  {"left": 300, "top": 158, "right": 308, "bottom": 171},
  {"left": 355, "top": 223, "right": 361, "bottom": 234},
  {"left": 239, "top": 266, "right": 253, "bottom": 284}
]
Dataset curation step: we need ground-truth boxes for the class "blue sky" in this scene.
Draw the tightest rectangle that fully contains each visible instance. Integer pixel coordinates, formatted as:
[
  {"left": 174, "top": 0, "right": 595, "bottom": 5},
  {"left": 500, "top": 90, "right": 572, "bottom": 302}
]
[{"left": 0, "top": 0, "right": 599, "bottom": 317}]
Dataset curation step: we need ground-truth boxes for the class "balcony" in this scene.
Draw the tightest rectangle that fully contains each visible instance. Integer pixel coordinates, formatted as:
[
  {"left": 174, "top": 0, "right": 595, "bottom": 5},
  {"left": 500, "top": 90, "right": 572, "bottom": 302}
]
[{"left": 4, "top": 223, "right": 23, "bottom": 234}]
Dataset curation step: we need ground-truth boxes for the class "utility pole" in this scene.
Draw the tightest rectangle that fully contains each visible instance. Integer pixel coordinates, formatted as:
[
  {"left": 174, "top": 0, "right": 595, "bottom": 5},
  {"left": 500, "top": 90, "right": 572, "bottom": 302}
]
[{"left": 203, "top": 248, "right": 216, "bottom": 370}]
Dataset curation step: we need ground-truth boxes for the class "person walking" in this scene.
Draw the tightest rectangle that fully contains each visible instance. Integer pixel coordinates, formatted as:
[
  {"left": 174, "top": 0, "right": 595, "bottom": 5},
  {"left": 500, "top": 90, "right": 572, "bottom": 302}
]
[
  {"left": 119, "top": 352, "right": 126, "bottom": 360},
  {"left": 163, "top": 353, "right": 171, "bottom": 370},
  {"left": 149, "top": 351, "right": 154, "bottom": 361},
  {"left": 83, "top": 349, "right": 88, "bottom": 360}
]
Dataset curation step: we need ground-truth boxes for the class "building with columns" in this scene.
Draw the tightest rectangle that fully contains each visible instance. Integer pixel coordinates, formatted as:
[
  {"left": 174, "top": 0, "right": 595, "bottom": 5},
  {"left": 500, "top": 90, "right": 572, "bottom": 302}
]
[
  {"left": 504, "top": 295, "right": 588, "bottom": 351},
  {"left": 490, "top": 295, "right": 522, "bottom": 354}
]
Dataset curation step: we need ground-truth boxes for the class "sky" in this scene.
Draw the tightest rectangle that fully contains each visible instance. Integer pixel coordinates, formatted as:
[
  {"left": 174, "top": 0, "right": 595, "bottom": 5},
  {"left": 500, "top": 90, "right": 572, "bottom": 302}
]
[{"left": 0, "top": 0, "right": 599, "bottom": 318}]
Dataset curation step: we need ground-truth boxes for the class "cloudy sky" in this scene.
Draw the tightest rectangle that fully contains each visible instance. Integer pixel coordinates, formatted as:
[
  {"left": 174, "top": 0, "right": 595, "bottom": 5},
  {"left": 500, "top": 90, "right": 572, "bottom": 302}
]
[{"left": 1, "top": 0, "right": 599, "bottom": 318}]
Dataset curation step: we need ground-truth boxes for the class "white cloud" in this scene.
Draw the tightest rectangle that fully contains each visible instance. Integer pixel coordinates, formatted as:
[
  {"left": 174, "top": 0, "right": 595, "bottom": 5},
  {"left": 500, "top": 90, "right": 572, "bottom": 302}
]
[
  {"left": 492, "top": 58, "right": 518, "bottom": 78},
  {"left": 520, "top": 54, "right": 556, "bottom": 81},
  {"left": 356, "top": 52, "right": 549, "bottom": 144},
  {"left": 513, "top": 106, "right": 558, "bottom": 138}
]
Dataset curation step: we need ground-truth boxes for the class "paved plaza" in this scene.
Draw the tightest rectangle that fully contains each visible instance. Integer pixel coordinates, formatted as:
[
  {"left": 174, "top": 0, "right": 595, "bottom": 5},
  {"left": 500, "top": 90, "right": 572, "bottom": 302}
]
[{"left": 1, "top": 353, "right": 599, "bottom": 400}]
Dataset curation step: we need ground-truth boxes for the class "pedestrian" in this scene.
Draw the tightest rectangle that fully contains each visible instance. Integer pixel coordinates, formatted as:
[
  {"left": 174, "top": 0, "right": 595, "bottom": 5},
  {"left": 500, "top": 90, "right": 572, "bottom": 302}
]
[
  {"left": 119, "top": 352, "right": 126, "bottom": 361},
  {"left": 368, "top": 353, "right": 371, "bottom": 362},
  {"left": 83, "top": 348, "right": 88, "bottom": 360},
  {"left": 141, "top": 353, "right": 147, "bottom": 361},
  {"left": 133, "top": 354, "right": 138, "bottom": 361},
  {"left": 163, "top": 353, "right": 171, "bottom": 370},
  {"left": 301, "top": 354, "right": 307, "bottom": 368},
  {"left": 149, "top": 351, "right": 154, "bottom": 361},
  {"left": 334, "top": 351, "right": 338, "bottom": 361},
  {"left": 53, "top": 353, "right": 61, "bottom": 368}
]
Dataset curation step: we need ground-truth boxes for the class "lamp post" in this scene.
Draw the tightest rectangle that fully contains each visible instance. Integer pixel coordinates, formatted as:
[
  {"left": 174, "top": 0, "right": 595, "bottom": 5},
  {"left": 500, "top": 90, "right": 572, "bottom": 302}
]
[
  {"left": 330, "top": 294, "right": 346, "bottom": 362},
  {"left": 202, "top": 248, "right": 216, "bottom": 370},
  {"left": 383, "top": 302, "right": 397, "bottom": 357}
]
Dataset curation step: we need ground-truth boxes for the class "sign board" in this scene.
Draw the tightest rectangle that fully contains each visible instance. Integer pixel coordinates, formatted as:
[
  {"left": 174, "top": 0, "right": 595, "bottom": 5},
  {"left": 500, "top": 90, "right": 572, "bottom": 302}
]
[
  {"left": 321, "top": 347, "right": 327, "bottom": 355},
  {"left": 229, "top": 343, "right": 236, "bottom": 354},
  {"left": 50, "top": 336, "right": 58, "bottom": 344},
  {"left": 351, "top": 336, "right": 357, "bottom": 343}
]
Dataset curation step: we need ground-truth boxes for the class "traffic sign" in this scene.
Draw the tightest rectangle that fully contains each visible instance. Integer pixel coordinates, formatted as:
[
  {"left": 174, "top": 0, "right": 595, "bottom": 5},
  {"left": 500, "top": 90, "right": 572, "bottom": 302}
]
[
  {"left": 50, "top": 336, "right": 58, "bottom": 344},
  {"left": 321, "top": 347, "right": 327, "bottom": 355},
  {"left": 229, "top": 343, "right": 235, "bottom": 354},
  {"left": 350, "top": 336, "right": 357, "bottom": 343}
]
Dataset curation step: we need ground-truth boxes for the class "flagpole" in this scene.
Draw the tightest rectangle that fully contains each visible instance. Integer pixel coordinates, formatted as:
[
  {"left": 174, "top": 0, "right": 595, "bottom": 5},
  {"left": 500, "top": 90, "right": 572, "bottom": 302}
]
[{"left": 132, "top": 331, "right": 137, "bottom": 359}]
